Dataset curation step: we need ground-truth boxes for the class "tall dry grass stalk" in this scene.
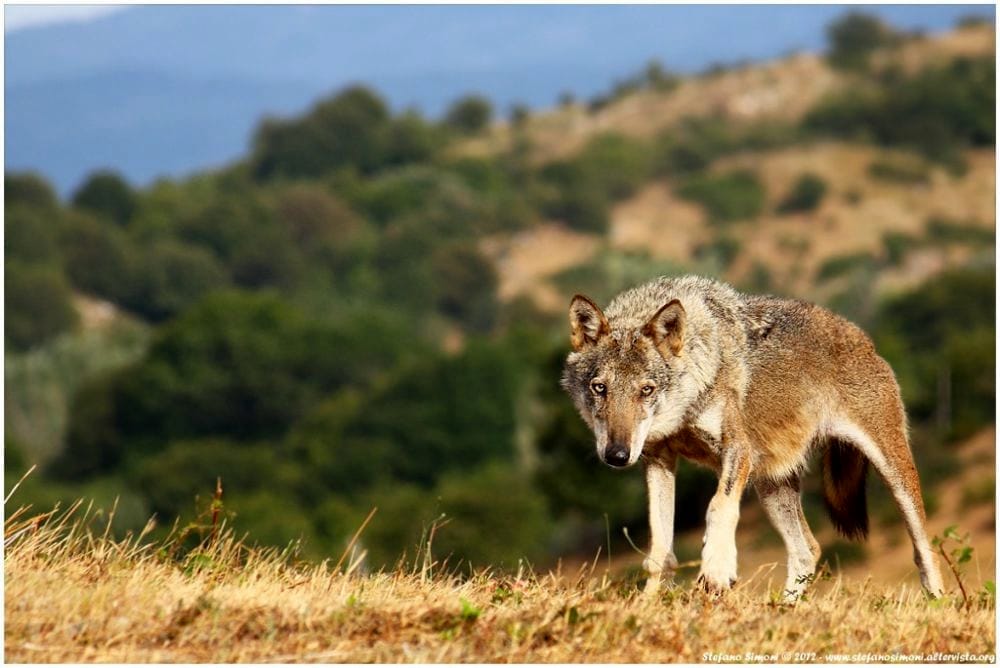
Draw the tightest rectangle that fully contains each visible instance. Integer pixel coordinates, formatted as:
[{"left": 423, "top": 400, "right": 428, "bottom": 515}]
[{"left": 5, "top": 501, "right": 995, "bottom": 663}]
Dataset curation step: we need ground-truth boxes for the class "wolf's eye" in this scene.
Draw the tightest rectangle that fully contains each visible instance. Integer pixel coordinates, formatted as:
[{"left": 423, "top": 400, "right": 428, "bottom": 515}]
[
  {"left": 591, "top": 382, "right": 606, "bottom": 395},
  {"left": 641, "top": 385, "right": 655, "bottom": 397}
]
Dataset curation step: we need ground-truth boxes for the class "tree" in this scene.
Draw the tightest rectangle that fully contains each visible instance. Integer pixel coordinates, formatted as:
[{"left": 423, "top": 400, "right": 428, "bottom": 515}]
[
  {"left": 5, "top": 172, "right": 58, "bottom": 211},
  {"left": 72, "top": 170, "right": 137, "bottom": 226},
  {"left": 777, "top": 173, "right": 828, "bottom": 213},
  {"left": 826, "top": 11, "right": 896, "bottom": 71},
  {"left": 430, "top": 242, "right": 499, "bottom": 332},
  {"left": 124, "top": 241, "right": 229, "bottom": 322},
  {"left": 508, "top": 103, "right": 530, "bottom": 128},
  {"left": 444, "top": 95, "right": 493, "bottom": 135},
  {"left": 252, "top": 85, "right": 392, "bottom": 179},
  {"left": 59, "top": 211, "right": 134, "bottom": 305},
  {"left": 5, "top": 205, "right": 60, "bottom": 265},
  {"left": 6, "top": 262, "right": 78, "bottom": 351}
]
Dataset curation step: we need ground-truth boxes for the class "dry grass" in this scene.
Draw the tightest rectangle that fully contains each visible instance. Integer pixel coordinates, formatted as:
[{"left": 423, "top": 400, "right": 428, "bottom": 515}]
[{"left": 5, "top": 501, "right": 995, "bottom": 663}]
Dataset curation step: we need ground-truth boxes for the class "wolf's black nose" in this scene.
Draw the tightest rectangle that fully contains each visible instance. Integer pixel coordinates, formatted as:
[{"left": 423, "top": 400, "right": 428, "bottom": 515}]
[{"left": 604, "top": 446, "right": 629, "bottom": 467}]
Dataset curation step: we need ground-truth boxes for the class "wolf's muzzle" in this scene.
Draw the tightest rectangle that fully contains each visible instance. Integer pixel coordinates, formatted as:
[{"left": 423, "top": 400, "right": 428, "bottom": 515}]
[{"left": 603, "top": 444, "right": 630, "bottom": 467}]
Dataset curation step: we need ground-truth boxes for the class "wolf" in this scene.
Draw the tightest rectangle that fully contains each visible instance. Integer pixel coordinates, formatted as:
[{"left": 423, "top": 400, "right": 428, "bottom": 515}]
[{"left": 561, "top": 275, "right": 944, "bottom": 600}]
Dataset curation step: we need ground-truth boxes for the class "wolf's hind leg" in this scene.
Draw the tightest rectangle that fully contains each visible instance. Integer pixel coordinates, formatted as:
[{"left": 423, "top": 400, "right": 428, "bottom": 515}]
[
  {"left": 643, "top": 452, "right": 679, "bottom": 596},
  {"left": 843, "top": 419, "right": 945, "bottom": 597},
  {"left": 756, "top": 476, "right": 820, "bottom": 601}
]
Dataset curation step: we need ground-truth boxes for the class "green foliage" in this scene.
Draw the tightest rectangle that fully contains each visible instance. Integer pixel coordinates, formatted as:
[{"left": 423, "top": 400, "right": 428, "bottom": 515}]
[
  {"left": 653, "top": 117, "right": 800, "bottom": 177},
  {"left": 508, "top": 104, "right": 530, "bottom": 128},
  {"left": 430, "top": 242, "right": 499, "bottom": 332},
  {"left": 5, "top": 204, "right": 61, "bottom": 266},
  {"left": 55, "top": 293, "right": 418, "bottom": 478},
  {"left": 777, "top": 173, "right": 827, "bottom": 213},
  {"left": 643, "top": 59, "right": 681, "bottom": 93},
  {"left": 72, "top": 170, "right": 138, "bottom": 226},
  {"left": 131, "top": 438, "right": 298, "bottom": 518},
  {"left": 805, "top": 56, "right": 994, "bottom": 163},
  {"left": 694, "top": 236, "right": 742, "bottom": 271},
  {"left": 825, "top": 11, "right": 897, "bottom": 71},
  {"left": 289, "top": 339, "right": 523, "bottom": 493},
  {"left": 5, "top": 318, "right": 149, "bottom": 468},
  {"left": 339, "top": 462, "right": 550, "bottom": 570},
  {"left": 252, "top": 86, "right": 447, "bottom": 180},
  {"left": 5, "top": 172, "right": 59, "bottom": 211},
  {"left": 444, "top": 95, "right": 494, "bottom": 135},
  {"left": 536, "top": 133, "right": 651, "bottom": 233},
  {"left": 867, "top": 155, "right": 932, "bottom": 184},
  {"left": 873, "top": 267, "right": 995, "bottom": 440},
  {"left": 576, "top": 133, "right": 651, "bottom": 200},
  {"left": 536, "top": 162, "right": 610, "bottom": 233},
  {"left": 6, "top": 262, "right": 78, "bottom": 352},
  {"left": 676, "top": 169, "right": 766, "bottom": 224},
  {"left": 59, "top": 211, "right": 135, "bottom": 304},
  {"left": 125, "top": 241, "right": 230, "bottom": 322},
  {"left": 925, "top": 217, "right": 995, "bottom": 246},
  {"left": 816, "top": 252, "right": 878, "bottom": 282},
  {"left": 881, "top": 231, "right": 920, "bottom": 266},
  {"left": 426, "top": 463, "right": 551, "bottom": 567}
]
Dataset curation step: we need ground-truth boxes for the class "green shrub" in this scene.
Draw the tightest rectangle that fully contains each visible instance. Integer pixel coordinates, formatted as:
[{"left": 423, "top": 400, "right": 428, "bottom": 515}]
[
  {"left": 825, "top": 11, "right": 898, "bottom": 71},
  {"left": 5, "top": 172, "right": 59, "bottom": 211},
  {"left": 881, "top": 231, "right": 920, "bottom": 266},
  {"left": 430, "top": 242, "right": 499, "bottom": 333},
  {"left": 653, "top": 118, "right": 800, "bottom": 178},
  {"left": 5, "top": 205, "right": 61, "bottom": 266},
  {"left": 676, "top": 169, "right": 766, "bottom": 224},
  {"left": 536, "top": 162, "right": 610, "bottom": 234},
  {"left": 576, "top": 133, "right": 652, "bottom": 200},
  {"left": 925, "top": 217, "right": 995, "bottom": 245},
  {"left": 125, "top": 241, "right": 230, "bottom": 322},
  {"left": 301, "top": 339, "right": 523, "bottom": 489},
  {"left": 867, "top": 156, "right": 932, "bottom": 184},
  {"left": 509, "top": 104, "right": 530, "bottom": 128},
  {"left": 693, "top": 236, "right": 742, "bottom": 270},
  {"left": 5, "top": 319, "right": 149, "bottom": 469},
  {"left": 59, "top": 212, "right": 135, "bottom": 304},
  {"left": 777, "top": 173, "right": 828, "bottom": 213},
  {"left": 6, "top": 262, "right": 78, "bottom": 352},
  {"left": 816, "top": 252, "right": 878, "bottom": 282},
  {"left": 251, "top": 85, "right": 393, "bottom": 179},
  {"left": 72, "top": 170, "right": 137, "bottom": 226},
  {"left": 873, "top": 267, "right": 995, "bottom": 440},
  {"left": 444, "top": 95, "right": 494, "bottom": 135},
  {"left": 56, "top": 292, "right": 418, "bottom": 477},
  {"left": 805, "top": 56, "right": 994, "bottom": 163}
]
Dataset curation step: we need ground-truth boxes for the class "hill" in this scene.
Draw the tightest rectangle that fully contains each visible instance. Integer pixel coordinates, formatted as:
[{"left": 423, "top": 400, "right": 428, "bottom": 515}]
[{"left": 5, "top": 5, "right": 993, "bottom": 193}]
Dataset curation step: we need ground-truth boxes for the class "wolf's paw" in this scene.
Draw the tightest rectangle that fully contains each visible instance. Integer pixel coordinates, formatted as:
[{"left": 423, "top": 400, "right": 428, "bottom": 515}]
[{"left": 698, "top": 542, "right": 737, "bottom": 594}]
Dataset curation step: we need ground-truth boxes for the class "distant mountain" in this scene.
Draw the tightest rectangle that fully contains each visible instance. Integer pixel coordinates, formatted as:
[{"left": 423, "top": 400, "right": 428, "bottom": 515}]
[{"left": 5, "top": 4, "right": 993, "bottom": 195}]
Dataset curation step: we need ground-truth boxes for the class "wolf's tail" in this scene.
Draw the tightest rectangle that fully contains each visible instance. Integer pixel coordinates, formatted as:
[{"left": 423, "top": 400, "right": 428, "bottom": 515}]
[{"left": 821, "top": 438, "right": 869, "bottom": 540}]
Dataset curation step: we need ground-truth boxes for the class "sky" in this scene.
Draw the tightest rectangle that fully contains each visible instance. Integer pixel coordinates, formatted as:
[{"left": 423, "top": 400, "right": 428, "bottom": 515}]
[{"left": 4, "top": 5, "right": 126, "bottom": 32}]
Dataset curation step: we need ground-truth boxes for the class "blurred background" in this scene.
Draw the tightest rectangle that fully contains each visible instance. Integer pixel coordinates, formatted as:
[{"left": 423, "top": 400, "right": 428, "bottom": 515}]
[{"left": 4, "top": 5, "right": 995, "bottom": 585}]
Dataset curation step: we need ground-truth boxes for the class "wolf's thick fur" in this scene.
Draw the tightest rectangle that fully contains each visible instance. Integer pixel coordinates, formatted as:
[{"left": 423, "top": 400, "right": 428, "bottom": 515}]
[{"left": 562, "top": 275, "right": 944, "bottom": 599}]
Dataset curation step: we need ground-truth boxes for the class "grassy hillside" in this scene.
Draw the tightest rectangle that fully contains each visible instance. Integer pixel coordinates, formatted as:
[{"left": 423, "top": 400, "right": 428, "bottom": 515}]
[
  {"left": 4, "top": 504, "right": 994, "bottom": 663},
  {"left": 473, "top": 23, "right": 995, "bottom": 314}
]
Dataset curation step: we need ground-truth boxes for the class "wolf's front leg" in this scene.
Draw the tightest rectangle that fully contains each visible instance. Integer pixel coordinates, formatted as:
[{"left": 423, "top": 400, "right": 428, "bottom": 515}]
[
  {"left": 698, "top": 442, "right": 750, "bottom": 593},
  {"left": 643, "top": 452, "right": 679, "bottom": 596}
]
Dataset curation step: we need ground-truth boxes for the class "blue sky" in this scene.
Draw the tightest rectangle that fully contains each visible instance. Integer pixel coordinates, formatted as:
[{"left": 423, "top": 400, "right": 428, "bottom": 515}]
[{"left": 4, "top": 5, "right": 125, "bottom": 32}]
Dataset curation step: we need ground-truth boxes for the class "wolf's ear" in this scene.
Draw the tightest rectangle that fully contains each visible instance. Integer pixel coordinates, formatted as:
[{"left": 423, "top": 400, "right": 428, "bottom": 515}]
[
  {"left": 642, "top": 299, "right": 685, "bottom": 356},
  {"left": 569, "top": 294, "right": 610, "bottom": 351}
]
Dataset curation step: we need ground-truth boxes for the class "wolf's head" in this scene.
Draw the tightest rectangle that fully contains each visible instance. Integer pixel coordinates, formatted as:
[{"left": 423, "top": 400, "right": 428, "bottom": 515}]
[{"left": 561, "top": 293, "right": 697, "bottom": 468}]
